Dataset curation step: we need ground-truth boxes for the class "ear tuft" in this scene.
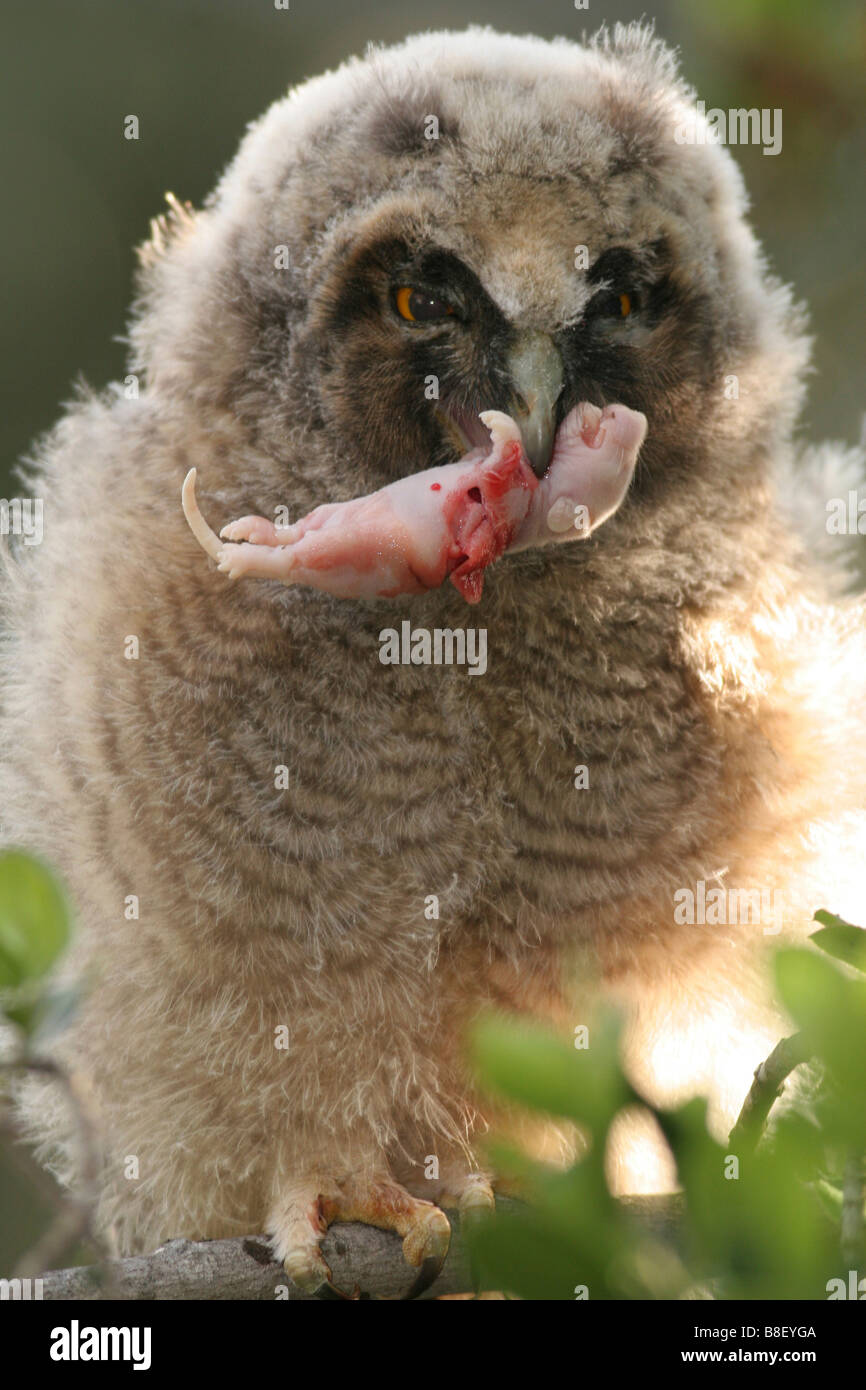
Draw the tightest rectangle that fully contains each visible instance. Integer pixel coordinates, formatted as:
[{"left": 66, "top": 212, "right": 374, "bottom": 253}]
[
  {"left": 138, "top": 191, "right": 198, "bottom": 270},
  {"left": 589, "top": 20, "right": 685, "bottom": 94}
]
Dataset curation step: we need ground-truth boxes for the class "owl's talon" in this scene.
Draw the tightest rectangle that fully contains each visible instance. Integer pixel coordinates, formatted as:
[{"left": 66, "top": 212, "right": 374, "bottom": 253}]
[
  {"left": 400, "top": 1202, "right": 451, "bottom": 1268},
  {"left": 283, "top": 1240, "right": 360, "bottom": 1299},
  {"left": 282, "top": 1243, "right": 335, "bottom": 1295},
  {"left": 399, "top": 1252, "right": 448, "bottom": 1301},
  {"left": 314, "top": 1278, "right": 362, "bottom": 1301},
  {"left": 378, "top": 1198, "right": 451, "bottom": 1298},
  {"left": 273, "top": 1177, "right": 452, "bottom": 1299}
]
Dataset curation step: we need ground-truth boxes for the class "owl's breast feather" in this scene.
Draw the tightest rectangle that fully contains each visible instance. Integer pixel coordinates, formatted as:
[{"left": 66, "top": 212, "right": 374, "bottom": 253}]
[{"left": 181, "top": 402, "right": 647, "bottom": 604}]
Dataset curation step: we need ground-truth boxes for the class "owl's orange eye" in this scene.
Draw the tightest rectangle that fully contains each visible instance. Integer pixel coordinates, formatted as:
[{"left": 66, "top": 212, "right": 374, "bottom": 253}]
[
  {"left": 587, "top": 286, "right": 640, "bottom": 322},
  {"left": 395, "top": 286, "right": 455, "bottom": 323}
]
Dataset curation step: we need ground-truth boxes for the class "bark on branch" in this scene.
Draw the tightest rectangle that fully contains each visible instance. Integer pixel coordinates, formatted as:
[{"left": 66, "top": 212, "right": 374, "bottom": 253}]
[{"left": 27, "top": 1195, "right": 682, "bottom": 1301}]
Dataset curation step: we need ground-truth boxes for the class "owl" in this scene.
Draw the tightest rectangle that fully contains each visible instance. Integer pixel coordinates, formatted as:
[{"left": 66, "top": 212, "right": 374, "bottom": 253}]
[{"left": 2, "top": 23, "right": 865, "bottom": 1298}]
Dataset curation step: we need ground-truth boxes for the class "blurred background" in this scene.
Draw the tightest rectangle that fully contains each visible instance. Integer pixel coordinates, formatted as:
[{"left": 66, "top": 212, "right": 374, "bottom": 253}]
[{"left": 1, "top": 0, "right": 864, "bottom": 1272}]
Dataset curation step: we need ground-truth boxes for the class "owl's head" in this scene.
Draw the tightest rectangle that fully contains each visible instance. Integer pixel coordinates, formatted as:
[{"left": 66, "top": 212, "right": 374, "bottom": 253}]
[{"left": 133, "top": 23, "right": 810, "bottom": 566}]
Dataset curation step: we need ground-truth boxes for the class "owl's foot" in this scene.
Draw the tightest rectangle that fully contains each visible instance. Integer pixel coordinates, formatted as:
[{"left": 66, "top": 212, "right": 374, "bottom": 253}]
[{"left": 269, "top": 1176, "right": 452, "bottom": 1300}]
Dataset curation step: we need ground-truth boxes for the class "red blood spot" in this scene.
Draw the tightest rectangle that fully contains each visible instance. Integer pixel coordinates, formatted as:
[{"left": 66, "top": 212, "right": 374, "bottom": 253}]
[
  {"left": 430, "top": 482, "right": 441, "bottom": 491},
  {"left": 440, "top": 435, "right": 539, "bottom": 603}
]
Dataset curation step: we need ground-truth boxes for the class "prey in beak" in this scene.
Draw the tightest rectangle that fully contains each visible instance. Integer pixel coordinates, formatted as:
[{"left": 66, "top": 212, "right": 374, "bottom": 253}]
[{"left": 437, "top": 330, "right": 565, "bottom": 477}]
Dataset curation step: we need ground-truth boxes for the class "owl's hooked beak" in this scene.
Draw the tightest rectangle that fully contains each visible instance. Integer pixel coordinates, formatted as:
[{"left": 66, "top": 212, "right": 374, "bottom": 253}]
[{"left": 506, "top": 332, "right": 564, "bottom": 477}]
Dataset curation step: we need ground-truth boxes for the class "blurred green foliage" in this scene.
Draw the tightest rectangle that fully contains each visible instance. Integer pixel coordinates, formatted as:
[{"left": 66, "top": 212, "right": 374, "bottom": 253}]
[
  {"left": 0, "top": 850, "right": 70, "bottom": 991},
  {"left": 0, "top": 849, "right": 80, "bottom": 1043},
  {"left": 467, "top": 911, "right": 866, "bottom": 1300},
  {"left": 0, "top": 852, "right": 94, "bottom": 1273}
]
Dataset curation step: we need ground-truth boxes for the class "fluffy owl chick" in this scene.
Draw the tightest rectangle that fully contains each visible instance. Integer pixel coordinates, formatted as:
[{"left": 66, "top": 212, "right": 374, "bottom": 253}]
[{"left": 2, "top": 24, "right": 865, "bottom": 1297}]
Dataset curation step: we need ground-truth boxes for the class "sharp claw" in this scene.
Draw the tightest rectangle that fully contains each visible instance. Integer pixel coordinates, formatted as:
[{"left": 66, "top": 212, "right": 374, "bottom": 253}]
[
  {"left": 286, "top": 1254, "right": 360, "bottom": 1301},
  {"left": 399, "top": 1252, "right": 447, "bottom": 1300},
  {"left": 283, "top": 1247, "right": 339, "bottom": 1297},
  {"left": 315, "top": 1279, "right": 362, "bottom": 1301},
  {"left": 401, "top": 1204, "right": 451, "bottom": 1266},
  {"left": 396, "top": 1205, "right": 450, "bottom": 1299}
]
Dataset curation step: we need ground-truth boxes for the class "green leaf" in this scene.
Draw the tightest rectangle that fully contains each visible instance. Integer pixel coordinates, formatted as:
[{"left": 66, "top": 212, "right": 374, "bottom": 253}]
[
  {"left": 2, "top": 995, "right": 39, "bottom": 1034},
  {"left": 775, "top": 948, "right": 866, "bottom": 1144},
  {"left": 661, "top": 1095, "right": 834, "bottom": 1297},
  {"left": 811, "top": 911, "right": 866, "bottom": 975},
  {"left": 0, "top": 850, "right": 70, "bottom": 989},
  {"left": 469, "top": 1204, "right": 595, "bottom": 1300},
  {"left": 470, "top": 1009, "right": 634, "bottom": 1136}
]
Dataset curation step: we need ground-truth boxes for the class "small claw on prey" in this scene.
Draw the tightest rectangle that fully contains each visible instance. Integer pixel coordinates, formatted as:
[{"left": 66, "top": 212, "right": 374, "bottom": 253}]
[
  {"left": 477, "top": 409, "right": 524, "bottom": 453},
  {"left": 576, "top": 401, "right": 605, "bottom": 447}
]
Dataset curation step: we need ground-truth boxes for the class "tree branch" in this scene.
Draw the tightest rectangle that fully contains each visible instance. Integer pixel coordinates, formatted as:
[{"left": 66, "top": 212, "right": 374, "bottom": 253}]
[
  {"left": 727, "top": 1031, "right": 813, "bottom": 1154},
  {"left": 24, "top": 1195, "right": 681, "bottom": 1301}
]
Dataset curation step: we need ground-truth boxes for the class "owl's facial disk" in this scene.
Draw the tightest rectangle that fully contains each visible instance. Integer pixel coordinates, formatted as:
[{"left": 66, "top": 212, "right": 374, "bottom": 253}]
[
  {"left": 389, "top": 252, "right": 642, "bottom": 478},
  {"left": 309, "top": 221, "right": 700, "bottom": 502}
]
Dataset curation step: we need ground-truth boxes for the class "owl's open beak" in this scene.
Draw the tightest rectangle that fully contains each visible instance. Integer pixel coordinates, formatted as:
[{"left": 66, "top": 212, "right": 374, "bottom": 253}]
[{"left": 506, "top": 332, "right": 564, "bottom": 477}]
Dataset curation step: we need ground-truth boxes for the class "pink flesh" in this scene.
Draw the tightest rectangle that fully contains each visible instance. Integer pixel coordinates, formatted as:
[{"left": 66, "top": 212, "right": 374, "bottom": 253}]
[
  {"left": 181, "top": 402, "right": 647, "bottom": 605},
  {"left": 511, "top": 402, "right": 647, "bottom": 552}
]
